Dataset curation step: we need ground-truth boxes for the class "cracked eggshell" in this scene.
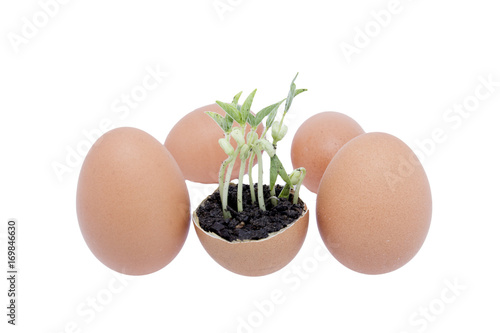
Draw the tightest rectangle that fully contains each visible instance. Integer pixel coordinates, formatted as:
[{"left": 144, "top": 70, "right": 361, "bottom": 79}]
[
  {"left": 291, "top": 112, "right": 364, "bottom": 193},
  {"left": 165, "top": 103, "right": 263, "bottom": 184},
  {"left": 77, "top": 127, "right": 190, "bottom": 275},
  {"left": 316, "top": 132, "right": 432, "bottom": 275},
  {"left": 193, "top": 197, "right": 309, "bottom": 277}
]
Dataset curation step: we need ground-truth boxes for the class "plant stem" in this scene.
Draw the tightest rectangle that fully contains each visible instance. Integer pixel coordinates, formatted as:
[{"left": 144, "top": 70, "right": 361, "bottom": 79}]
[
  {"left": 270, "top": 185, "right": 277, "bottom": 206},
  {"left": 293, "top": 168, "right": 306, "bottom": 205},
  {"left": 222, "top": 147, "right": 241, "bottom": 218},
  {"left": 237, "top": 155, "right": 247, "bottom": 212},
  {"left": 278, "top": 114, "right": 285, "bottom": 135},
  {"left": 255, "top": 149, "right": 266, "bottom": 211},
  {"left": 218, "top": 132, "right": 232, "bottom": 203},
  {"left": 261, "top": 126, "right": 269, "bottom": 139},
  {"left": 218, "top": 158, "right": 229, "bottom": 204},
  {"left": 247, "top": 151, "right": 256, "bottom": 204}
]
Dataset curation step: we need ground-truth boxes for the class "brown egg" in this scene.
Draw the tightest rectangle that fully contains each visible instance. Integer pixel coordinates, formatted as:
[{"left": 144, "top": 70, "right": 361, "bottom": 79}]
[
  {"left": 317, "top": 132, "right": 432, "bottom": 275},
  {"left": 76, "top": 127, "right": 190, "bottom": 275},
  {"left": 165, "top": 103, "right": 263, "bottom": 184},
  {"left": 291, "top": 112, "right": 364, "bottom": 193},
  {"left": 193, "top": 197, "right": 309, "bottom": 277}
]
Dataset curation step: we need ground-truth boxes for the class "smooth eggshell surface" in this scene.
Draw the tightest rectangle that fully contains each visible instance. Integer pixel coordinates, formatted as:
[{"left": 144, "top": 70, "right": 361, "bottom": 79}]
[
  {"left": 317, "top": 132, "right": 432, "bottom": 274},
  {"left": 193, "top": 202, "right": 309, "bottom": 277},
  {"left": 165, "top": 103, "right": 263, "bottom": 184},
  {"left": 291, "top": 112, "right": 364, "bottom": 193},
  {"left": 77, "top": 127, "right": 190, "bottom": 275}
]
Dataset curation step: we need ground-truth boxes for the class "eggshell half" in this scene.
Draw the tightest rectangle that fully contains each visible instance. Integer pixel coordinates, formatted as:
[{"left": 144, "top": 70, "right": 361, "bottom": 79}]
[
  {"left": 165, "top": 103, "right": 263, "bottom": 184},
  {"left": 317, "top": 132, "right": 432, "bottom": 274},
  {"left": 77, "top": 127, "right": 190, "bottom": 275},
  {"left": 193, "top": 199, "right": 309, "bottom": 277},
  {"left": 291, "top": 112, "right": 364, "bottom": 193}
]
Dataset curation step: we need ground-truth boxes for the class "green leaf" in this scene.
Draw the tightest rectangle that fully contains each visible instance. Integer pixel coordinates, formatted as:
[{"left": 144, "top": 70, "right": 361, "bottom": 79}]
[
  {"left": 224, "top": 114, "right": 234, "bottom": 132},
  {"left": 205, "top": 111, "right": 227, "bottom": 132},
  {"left": 255, "top": 101, "right": 282, "bottom": 129},
  {"left": 232, "top": 91, "right": 243, "bottom": 106},
  {"left": 265, "top": 100, "right": 285, "bottom": 129},
  {"left": 294, "top": 88, "right": 307, "bottom": 98},
  {"left": 283, "top": 73, "right": 308, "bottom": 114},
  {"left": 274, "top": 155, "right": 292, "bottom": 185},
  {"left": 216, "top": 101, "right": 242, "bottom": 124},
  {"left": 278, "top": 184, "right": 291, "bottom": 198},
  {"left": 240, "top": 89, "right": 257, "bottom": 126},
  {"left": 284, "top": 74, "right": 298, "bottom": 114},
  {"left": 247, "top": 114, "right": 258, "bottom": 128},
  {"left": 271, "top": 155, "right": 292, "bottom": 186}
]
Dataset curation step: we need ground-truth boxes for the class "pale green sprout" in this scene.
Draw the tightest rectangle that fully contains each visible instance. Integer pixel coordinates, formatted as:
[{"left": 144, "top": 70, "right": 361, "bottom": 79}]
[
  {"left": 272, "top": 122, "right": 288, "bottom": 142},
  {"left": 218, "top": 138, "right": 234, "bottom": 155},
  {"left": 289, "top": 168, "right": 307, "bottom": 204}
]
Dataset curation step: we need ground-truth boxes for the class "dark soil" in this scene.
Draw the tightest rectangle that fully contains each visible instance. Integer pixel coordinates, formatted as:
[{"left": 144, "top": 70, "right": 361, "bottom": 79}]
[{"left": 196, "top": 184, "right": 305, "bottom": 242}]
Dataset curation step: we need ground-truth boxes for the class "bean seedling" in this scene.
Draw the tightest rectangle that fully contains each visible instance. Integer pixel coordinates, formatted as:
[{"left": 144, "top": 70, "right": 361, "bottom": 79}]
[{"left": 206, "top": 74, "right": 307, "bottom": 219}]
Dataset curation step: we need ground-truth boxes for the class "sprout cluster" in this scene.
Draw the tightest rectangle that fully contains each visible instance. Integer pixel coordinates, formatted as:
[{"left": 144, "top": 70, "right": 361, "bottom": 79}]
[{"left": 207, "top": 73, "right": 307, "bottom": 219}]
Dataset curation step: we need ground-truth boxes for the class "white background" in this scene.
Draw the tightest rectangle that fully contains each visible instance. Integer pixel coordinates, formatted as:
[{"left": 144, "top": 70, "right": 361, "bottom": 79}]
[{"left": 1, "top": 0, "right": 499, "bottom": 332}]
